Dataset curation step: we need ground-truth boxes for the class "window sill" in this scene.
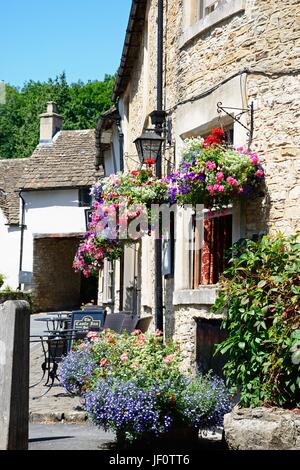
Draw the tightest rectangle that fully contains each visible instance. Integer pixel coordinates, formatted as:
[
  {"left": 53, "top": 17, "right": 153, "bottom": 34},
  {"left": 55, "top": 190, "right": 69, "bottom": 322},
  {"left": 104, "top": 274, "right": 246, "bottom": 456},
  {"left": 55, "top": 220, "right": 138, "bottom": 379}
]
[
  {"left": 179, "top": 0, "right": 246, "bottom": 49},
  {"left": 173, "top": 286, "right": 218, "bottom": 306}
]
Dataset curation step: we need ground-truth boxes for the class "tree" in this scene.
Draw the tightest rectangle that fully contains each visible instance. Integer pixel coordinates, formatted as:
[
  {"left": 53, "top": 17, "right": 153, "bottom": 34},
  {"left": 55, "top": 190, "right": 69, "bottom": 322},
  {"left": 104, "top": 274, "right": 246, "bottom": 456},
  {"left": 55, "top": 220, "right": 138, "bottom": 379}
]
[{"left": 0, "top": 73, "right": 115, "bottom": 159}]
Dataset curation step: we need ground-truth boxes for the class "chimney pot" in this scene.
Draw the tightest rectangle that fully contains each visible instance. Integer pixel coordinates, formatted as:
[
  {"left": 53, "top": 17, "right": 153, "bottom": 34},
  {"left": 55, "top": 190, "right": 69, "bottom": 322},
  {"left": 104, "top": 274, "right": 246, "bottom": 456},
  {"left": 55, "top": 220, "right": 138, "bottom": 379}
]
[{"left": 39, "top": 101, "right": 63, "bottom": 143}]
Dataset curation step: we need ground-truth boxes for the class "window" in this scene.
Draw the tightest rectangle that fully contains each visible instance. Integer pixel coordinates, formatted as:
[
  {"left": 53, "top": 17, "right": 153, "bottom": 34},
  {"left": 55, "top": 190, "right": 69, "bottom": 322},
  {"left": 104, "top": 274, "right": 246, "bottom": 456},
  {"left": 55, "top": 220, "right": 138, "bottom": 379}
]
[
  {"left": 190, "top": 125, "right": 235, "bottom": 287},
  {"left": 192, "top": 210, "right": 233, "bottom": 287},
  {"left": 199, "top": 0, "right": 220, "bottom": 20},
  {"left": 103, "top": 260, "right": 115, "bottom": 305},
  {"left": 162, "top": 212, "right": 175, "bottom": 277},
  {"left": 181, "top": 0, "right": 246, "bottom": 48},
  {"left": 79, "top": 187, "right": 92, "bottom": 208}
]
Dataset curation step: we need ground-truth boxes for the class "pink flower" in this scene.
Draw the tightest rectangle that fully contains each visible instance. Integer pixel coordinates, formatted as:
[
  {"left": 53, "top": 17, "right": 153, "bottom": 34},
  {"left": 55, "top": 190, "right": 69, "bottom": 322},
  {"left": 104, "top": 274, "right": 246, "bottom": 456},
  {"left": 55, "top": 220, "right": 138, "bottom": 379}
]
[
  {"left": 78, "top": 343, "right": 86, "bottom": 350},
  {"left": 207, "top": 185, "right": 214, "bottom": 192},
  {"left": 131, "top": 329, "right": 142, "bottom": 336},
  {"left": 255, "top": 169, "right": 264, "bottom": 177},
  {"left": 226, "top": 176, "right": 238, "bottom": 186},
  {"left": 120, "top": 353, "right": 129, "bottom": 362},
  {"left": 100, "top": 359, "right": 109, "bottom": 367},
  {"left": 238, "top": 187, "right": 244, "bottom": 193},
  {"left": 213, "top": 184, "right": 225, "bottom": 192},
  {"left": 86, "top": 331, "right": 98, "bottom": 339},
  {"left": 251, "top": 155, "right": 259, "bottom": 165},
  {"left": 163, "top": 354, "right": 174, "bottom": 364},
  {"left": 131, "top": 362, "right": 140, "bottom": 369},
  {"left": 205, "top": 161, "right": 216, "bottom": 171},
  {"left": 216, "top": 172, "right": 224, "bottom": 181}
]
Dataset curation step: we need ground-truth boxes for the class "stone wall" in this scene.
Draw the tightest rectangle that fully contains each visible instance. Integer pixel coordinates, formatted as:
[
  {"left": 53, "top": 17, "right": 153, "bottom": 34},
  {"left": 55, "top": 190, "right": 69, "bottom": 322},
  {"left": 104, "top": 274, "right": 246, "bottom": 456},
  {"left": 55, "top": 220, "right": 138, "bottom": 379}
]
[
  {"left": 32, "top": 236, "right": 81, "bottom": 312},
  {"left": 121, "top": 0, "right": 300, "bottom": 369},
  {"left": 224, "top": 407, "right": 300, "bottom": 450}
]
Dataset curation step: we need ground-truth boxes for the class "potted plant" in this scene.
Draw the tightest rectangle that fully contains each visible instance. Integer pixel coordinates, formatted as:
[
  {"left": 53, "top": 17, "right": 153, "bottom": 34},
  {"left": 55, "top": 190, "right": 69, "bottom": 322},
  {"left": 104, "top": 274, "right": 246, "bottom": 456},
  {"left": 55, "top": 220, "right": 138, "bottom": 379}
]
[{"left": 59, "top": 329, "right": 232, "bottom": 446}]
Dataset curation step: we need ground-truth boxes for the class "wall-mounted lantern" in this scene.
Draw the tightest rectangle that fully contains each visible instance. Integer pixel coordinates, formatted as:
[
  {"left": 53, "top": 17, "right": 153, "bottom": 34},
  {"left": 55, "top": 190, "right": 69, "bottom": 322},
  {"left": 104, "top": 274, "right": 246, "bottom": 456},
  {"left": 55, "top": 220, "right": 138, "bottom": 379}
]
[{"left": 134, "top": 129, "right": 164, "bottom": 165}]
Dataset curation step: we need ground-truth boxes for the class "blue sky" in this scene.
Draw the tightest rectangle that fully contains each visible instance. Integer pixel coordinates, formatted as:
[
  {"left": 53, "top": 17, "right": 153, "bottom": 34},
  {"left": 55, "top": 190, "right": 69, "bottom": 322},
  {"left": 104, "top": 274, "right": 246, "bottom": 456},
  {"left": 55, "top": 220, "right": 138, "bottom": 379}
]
[{"left": 0, "top": 0, "right": 132, "bottom": 88}]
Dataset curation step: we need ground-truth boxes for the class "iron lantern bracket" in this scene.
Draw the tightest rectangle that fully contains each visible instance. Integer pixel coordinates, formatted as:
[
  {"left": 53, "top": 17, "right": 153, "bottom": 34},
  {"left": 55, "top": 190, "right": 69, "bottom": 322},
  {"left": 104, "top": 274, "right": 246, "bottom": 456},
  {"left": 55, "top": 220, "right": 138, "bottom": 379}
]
[{"left": 217, "top": 101, "right": 254, "bottom": 149}]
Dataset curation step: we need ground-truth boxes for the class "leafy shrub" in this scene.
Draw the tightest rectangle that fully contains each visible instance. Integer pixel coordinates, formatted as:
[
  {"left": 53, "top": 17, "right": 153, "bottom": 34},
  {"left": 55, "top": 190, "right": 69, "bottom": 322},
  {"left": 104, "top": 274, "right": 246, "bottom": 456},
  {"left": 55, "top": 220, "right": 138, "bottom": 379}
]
[
  {"left": 0, "top": 273, "right": 4, "bottom": 289},
  {"left": 0, "top": 289, "right": 33, "bottom": 311},
  {"left": 213, "top": 233, "right": 300, "bottom": 408},
  {"left": 60, "top": 329, "right": 232, "bottom": 441}
]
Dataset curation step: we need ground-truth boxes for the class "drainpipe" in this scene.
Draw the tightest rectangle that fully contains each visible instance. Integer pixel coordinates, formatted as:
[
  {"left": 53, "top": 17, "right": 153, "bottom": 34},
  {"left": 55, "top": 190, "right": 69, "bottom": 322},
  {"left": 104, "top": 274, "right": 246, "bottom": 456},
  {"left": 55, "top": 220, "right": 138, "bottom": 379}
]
[
  {"left": 116, "top": 110, "right": 125, "bottom": 310},
  {"left": 18, "top": 190, "right": 26, "bottom": 290},
  {"left": 116, "top": 113, "right": 124, "bottom": 173},
  {"left": 155, "top": 0, "right": 164, "bottom": 332}
]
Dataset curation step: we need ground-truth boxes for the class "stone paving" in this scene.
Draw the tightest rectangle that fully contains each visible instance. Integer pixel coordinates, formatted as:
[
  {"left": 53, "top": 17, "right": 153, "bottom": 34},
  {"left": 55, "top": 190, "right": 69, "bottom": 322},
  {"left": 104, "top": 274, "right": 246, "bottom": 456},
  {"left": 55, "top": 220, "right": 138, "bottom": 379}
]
[
  {"left": 29, "top": 314, "right": 225, "bottom": 450},
  {"left": 29, "top": 341, "right": 86, "bottom": 423},
  {"left": 29, "top": 423, "right": 116, "bottom": 450},
  {"left": 29, "top": 314, "right": 86, "bottom": 423}
]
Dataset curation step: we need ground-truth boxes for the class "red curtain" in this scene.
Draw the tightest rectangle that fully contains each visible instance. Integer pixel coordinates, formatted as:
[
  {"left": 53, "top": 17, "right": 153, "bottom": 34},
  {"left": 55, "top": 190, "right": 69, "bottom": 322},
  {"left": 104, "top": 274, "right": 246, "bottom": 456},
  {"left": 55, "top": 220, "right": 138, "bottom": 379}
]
[{"left": 200, "top": 215, "right": 232, "bottom": 285}]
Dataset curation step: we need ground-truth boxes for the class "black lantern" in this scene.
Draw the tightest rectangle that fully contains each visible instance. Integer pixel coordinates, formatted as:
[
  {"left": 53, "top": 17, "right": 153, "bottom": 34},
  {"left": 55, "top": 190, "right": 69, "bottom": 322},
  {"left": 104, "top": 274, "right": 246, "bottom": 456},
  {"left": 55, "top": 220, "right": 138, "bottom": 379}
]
[{"left": 134, "top": 130, "right": 164, "bottom": 165}]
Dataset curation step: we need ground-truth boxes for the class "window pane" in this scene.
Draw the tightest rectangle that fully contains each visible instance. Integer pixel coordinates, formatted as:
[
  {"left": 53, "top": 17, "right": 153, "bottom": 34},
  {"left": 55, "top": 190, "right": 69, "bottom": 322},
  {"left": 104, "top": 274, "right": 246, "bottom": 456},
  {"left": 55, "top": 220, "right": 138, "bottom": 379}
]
[
  {"left": 79, "top": 187, "right": 92, "bottom": 207},
  {"left": 193, "top": 214, "right": 233, "bottom": 287}
]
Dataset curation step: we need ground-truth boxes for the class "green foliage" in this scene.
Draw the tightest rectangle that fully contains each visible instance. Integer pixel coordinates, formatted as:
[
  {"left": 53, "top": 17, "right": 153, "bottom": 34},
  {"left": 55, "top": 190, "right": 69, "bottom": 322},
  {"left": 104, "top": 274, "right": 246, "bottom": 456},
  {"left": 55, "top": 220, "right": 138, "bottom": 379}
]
[
  {"left": 0, "top": 73, "right": 115, "bottom": 159},
  {"left": 0, "top": 289, "right": 33, "bottom": 312},
  {"left": 213, "top": 233, "right": 300, "bottom": 408},
  {"left": 0, "top": 273, "right": 4, "bottom": 289}
]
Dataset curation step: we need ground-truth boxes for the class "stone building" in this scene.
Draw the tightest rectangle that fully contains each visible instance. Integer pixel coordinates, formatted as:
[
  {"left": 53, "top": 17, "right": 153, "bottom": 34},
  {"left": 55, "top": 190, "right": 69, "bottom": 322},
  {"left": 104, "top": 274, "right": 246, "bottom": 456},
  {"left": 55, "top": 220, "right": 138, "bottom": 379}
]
[
  {"left": 100, "top": 0, "right": 300, "bottom": 371},
  {"left": 0, "top": 102, "right": 102, "bottom": 311}
]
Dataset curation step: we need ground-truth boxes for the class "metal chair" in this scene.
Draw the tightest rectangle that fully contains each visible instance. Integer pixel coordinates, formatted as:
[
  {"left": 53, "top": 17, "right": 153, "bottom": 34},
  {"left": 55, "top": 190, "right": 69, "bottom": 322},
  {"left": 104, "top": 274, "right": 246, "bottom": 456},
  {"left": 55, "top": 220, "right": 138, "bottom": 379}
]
[
  {"left": 135, "top": 316, "right": 153, "bottom": 333},
  {"left": 103, "top": 312, "right": 138, "bottom": 333}
]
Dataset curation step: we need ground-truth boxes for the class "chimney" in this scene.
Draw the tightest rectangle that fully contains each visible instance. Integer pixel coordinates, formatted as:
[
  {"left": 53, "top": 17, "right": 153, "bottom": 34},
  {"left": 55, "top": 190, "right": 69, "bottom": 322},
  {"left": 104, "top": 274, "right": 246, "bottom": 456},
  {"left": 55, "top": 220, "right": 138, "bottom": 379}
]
[{"left": 39, "top": 101, "right": 63, "bottom": 143}]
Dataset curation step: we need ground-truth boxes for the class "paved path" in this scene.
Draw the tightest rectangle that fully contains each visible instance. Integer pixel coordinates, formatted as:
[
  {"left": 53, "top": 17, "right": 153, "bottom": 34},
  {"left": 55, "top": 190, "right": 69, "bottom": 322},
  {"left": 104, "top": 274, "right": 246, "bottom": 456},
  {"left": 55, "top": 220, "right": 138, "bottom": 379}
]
[
  {"left": 30, "top": 314, "right": 85, "bottom": 423},
  {"left": 29, "top": 423, "right": 116, "bottom": 450}
]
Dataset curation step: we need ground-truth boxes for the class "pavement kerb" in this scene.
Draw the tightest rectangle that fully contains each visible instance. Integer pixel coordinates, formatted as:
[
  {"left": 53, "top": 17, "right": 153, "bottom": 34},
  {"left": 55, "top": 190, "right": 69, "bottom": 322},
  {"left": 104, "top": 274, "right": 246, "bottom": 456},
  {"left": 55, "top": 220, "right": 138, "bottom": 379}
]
[{"left": 29, "top": 411, "right": 88, "bottom": 424}]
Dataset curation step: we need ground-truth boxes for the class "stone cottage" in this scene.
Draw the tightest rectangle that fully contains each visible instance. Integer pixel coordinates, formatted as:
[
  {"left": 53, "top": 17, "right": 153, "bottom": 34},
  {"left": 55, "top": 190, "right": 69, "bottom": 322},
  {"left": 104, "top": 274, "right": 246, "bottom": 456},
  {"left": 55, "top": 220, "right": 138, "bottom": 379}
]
[
  {"left": 0, "top": 102, "right": 102, "bottom": 311},
  {"left": 98, "top": 0, "right": 300, "bottom": 372}
]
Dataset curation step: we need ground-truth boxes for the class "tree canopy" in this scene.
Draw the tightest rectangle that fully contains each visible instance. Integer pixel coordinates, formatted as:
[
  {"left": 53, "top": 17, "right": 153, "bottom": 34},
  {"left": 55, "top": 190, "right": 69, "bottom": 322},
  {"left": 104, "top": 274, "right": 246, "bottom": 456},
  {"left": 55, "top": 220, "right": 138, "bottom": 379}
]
[{"left": 0, "top": 72, "right": 115, "bottom": 159}]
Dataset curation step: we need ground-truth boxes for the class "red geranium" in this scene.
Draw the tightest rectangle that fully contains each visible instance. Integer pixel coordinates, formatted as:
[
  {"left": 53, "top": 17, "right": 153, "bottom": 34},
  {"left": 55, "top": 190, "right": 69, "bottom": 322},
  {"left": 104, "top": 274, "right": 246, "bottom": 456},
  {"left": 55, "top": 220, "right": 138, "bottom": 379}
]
[
  {"left": 143, "top": 158, "right": 155, "bottom": 165},
  {"left": 212, "top": 128, "right": 225, "bottom": 139},
  {"left": 204, "top": 128, "right": 225, "bottom": 147}
]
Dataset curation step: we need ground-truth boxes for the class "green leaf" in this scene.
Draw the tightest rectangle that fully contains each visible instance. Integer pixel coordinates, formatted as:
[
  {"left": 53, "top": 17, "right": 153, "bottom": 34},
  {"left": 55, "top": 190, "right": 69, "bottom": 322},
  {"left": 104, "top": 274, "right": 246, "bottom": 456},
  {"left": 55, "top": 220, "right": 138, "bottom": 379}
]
[
  {"left": 257, "top": 280, "right": 267, "bottom": 288},
  {"left": 238, "top": 342, "right": 246, "bottom": 350}
]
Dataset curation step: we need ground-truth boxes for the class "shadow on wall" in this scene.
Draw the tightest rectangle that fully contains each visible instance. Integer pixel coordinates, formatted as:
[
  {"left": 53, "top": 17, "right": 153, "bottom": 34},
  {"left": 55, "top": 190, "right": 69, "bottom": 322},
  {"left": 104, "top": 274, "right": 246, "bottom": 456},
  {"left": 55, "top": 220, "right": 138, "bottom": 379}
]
[{"left": 244, "top": 182, "right": 271, "bottom": 238}]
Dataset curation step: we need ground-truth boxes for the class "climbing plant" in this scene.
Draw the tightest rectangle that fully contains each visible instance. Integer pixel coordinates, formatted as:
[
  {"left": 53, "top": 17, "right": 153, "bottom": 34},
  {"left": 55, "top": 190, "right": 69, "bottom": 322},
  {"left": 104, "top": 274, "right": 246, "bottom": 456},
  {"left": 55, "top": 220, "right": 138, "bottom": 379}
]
[{"left": 213, "top": 233, "right": 300, "bottom": 408}]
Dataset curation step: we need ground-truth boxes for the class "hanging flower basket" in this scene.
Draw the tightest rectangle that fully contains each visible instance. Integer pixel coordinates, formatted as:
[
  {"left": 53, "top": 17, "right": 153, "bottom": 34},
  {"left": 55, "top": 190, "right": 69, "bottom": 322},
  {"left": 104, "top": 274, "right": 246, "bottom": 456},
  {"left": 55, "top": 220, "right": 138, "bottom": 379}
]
[
  {"left": 162, "top": 128, "right": 264, "bottom": 210},
  {"left": 73, "top": 129, "right": 264, "bottom": 277}
]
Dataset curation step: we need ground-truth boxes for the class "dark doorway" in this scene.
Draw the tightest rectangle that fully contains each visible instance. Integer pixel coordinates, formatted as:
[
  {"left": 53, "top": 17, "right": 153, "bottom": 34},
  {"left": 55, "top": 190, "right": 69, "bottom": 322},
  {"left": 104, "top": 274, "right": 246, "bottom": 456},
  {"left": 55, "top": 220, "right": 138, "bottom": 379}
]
[
  {"left": 196, "top": 319, "right": 227, "bottom": 378},
  {"left": 32, "top": 236, "right": 81, "bottom": 312},
  {"left": 80, "top": 274, "right": 98, "bottom": 306}
]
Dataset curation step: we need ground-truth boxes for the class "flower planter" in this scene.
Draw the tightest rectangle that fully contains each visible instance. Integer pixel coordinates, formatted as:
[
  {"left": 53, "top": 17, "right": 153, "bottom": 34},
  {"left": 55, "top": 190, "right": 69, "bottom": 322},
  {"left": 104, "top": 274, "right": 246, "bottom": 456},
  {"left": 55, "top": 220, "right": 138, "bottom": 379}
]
[{"left": 116, "top": 426, "right": 199, "bottom": 450}]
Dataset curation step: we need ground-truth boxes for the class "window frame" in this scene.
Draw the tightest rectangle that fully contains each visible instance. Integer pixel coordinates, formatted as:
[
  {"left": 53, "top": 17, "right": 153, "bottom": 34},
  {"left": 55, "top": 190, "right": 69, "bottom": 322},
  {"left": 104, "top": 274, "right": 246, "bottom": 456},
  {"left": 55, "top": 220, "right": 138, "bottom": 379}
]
[
  {"left": 180, "top": 0, "right": 246, "bottom": 49},
  {"left": 191, "top": 207, "right": 234, "bottom": 289},
  {"left": 78, "top": 187, "right": 92, "bottom": 208}
]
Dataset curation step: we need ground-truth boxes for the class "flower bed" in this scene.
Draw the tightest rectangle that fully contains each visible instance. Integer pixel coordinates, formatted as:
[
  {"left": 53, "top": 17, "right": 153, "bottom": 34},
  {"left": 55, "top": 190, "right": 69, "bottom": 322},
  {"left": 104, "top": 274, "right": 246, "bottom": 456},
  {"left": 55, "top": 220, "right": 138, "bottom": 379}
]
[{"left": 59, "top": 329, "right": 232, "bottom": 443}]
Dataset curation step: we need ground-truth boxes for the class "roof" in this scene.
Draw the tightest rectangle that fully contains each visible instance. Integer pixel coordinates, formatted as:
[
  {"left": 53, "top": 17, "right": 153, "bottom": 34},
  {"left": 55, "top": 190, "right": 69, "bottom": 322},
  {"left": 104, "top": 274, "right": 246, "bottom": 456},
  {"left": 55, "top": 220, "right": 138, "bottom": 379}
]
[
  {"left": 20, "top": 129, "right": 100, "bottom": 190},
  {"left": 0, "top": 159, "right": 26, "bottom": 225},
  {"left": 112, "top": 0, "right": 147, "bottom": 102},
  {"left": 0, "top": 129, "right": 101, "bottom": 225}
]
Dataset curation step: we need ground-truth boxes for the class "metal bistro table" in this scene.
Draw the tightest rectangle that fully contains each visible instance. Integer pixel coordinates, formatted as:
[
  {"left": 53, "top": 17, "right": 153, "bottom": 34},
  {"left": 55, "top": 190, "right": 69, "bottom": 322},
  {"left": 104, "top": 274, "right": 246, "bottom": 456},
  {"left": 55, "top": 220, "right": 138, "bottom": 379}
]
[
  {"left": 30, "top": 323, "right": 88, "bottom": 398},
  {"left": 34, "top": 311, "right": 72, "bottom": 332}
]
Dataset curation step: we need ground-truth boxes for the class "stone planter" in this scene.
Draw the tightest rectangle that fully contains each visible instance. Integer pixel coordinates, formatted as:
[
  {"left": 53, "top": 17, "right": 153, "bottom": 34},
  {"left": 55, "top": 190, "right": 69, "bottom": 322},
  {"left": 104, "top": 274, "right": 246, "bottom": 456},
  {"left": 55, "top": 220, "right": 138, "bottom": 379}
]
[
  {"left": 116, "top": 426, "right": 199, "bottom": 450},
  {"left": 224, "top": 406, "right": 300, "bottom": 450}
]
